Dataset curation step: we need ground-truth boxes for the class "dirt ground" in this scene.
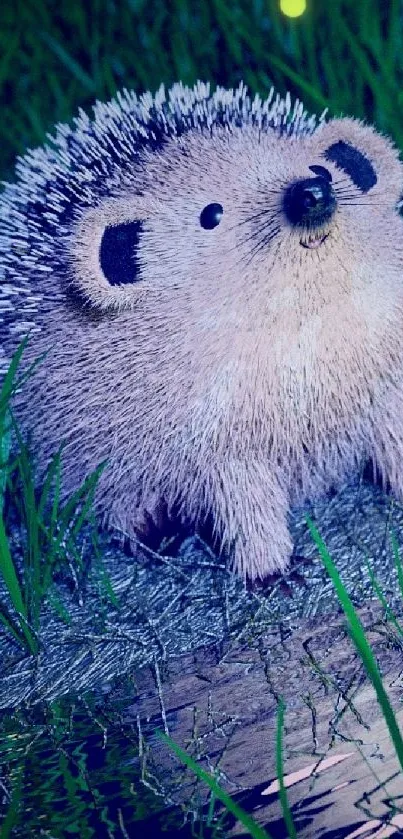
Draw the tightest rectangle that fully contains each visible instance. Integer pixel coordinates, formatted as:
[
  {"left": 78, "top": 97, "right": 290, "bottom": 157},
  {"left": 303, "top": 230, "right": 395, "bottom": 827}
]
[
  {"left": 2, "top": 475, "right": 403, "bottom": 836},
  {"left": 127, "top": 599, "right": 403, "bottom": 837}
]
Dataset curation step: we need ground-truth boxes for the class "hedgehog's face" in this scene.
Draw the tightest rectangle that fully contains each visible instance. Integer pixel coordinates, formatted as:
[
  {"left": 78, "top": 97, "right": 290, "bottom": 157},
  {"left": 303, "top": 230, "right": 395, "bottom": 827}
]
[{"left": 67, "top": 116, "right": 403, "bottom": 332}]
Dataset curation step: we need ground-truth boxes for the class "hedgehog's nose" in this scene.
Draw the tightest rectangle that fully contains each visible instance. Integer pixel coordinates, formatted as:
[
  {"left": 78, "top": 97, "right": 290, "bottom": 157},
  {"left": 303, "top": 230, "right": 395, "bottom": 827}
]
[{"left": 282, "top": 176, "right": 336, "bottom": 227}]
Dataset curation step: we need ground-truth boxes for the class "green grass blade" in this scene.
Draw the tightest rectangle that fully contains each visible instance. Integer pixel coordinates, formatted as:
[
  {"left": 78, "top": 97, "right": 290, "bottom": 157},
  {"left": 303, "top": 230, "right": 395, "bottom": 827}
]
[
  {"left": 300, "top": 6, "right": 321, "bottom": 93},
  {"left": 36, "top": 445, "right": 66, "bottom": 592},
  {"left": 10, "top": 424, "right": 42, "bottom": 629},
  {"left": 0, "top": 765, "right": 23, "bottom": 837},
  {"left": 37, "top": 447, "right": 63, "bottom": 522},
  {"left": 365, "top": 560, "right": 403, "bottom": 640},
  {"left": 2, "top": 399, "right": 67, "bottom": 644},
  {"left": 276, "top": 698, "right": 297, "bottom": 839},
  {"left": 82, "top": 512, "right": 119, "bottom": 608},
  {"left": 91, "top": 535, "right": 119, "bottom": 608},
  {"left": 46, "top": 587, "right": 72, "bottom": 625},
  {"left": 260, "top": 52, "right": 330, "bottom": 111},
  {"left": 0, "top": 334, "right": 31, "bottom": 403},
  {"left": 0, "top": 510, "right": 37, "bottom": 654},
  {"left": 44, "top": 447, "right": 64, "bottom": 571},
  {"left": 40, "top": 32, "right": 96, "bottom": 92},
  {"left": 385, "top": 0, "right": 401, "bottom": 73},
  {"left": 10, "top": 349, "right": 50, "bottom": 402},
  {"left": 306, "top": 515, "right": 403, "bottom": 773},
  {"left": 157, "top": 730, "right": 273, "bottom": 839},
  {"left": 0, "top": 30, "right": 19, "bottom": 87},
  {"left": 0, "top": 510, "right": 27, "bottom": 619},
  {"left": 389, "top": 529, "right": 403, "bottom": 602},
  {"left": 0, "top": 337, "right": 49, "bottom": 416},
  {"left": 331, "top": 11, "right": 401, "bottom": 137},
  {"left": 67, "top": 461, "right": 107, "bottom": 538},
  {"left": 0, "top": 599, "right": 28, "bottom": 647},
  {"left": 43, "top": 462, "right": 106, "bottom": 575},
  {"left": 0, "top": 409, "right": 11, "bottom": 516},
  {"left": 56, "top": 461, "right": 106, "bottom": 535}
]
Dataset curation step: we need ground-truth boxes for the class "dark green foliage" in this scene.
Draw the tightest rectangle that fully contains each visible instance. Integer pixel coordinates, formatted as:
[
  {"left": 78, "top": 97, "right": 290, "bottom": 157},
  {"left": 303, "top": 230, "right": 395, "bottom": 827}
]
[
  {"left": 0, "top": 693, "right": 189, "bottom": 838},
  {"left": 1, "top": 0, "right": 403, "bottom": 180},
  {"left": 0, "top": 336, "right": 115, "bottom": 656}
]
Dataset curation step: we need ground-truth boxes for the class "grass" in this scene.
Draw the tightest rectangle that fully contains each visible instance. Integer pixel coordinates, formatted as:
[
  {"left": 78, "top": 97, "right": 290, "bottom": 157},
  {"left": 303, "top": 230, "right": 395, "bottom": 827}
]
[
  {"left": 0, "top": 335, "right": 114, "bottom": 656},
  {"left": 0, "top": 692, "right": 192, "bottom": 838},
  {"left": 0, "top": 337, "right": 296, "bottom": 838},
  {"left": 157, "top": 518, "right": 403, "bottom": 837},
  {"left": 276, "top": 698, "right": 297, "bottom": 839},
  {"left": 158, "top": 729, "right": 282, "bottom": 839},
  {"left": 1, "top": 342, "right": 403, "bottom": 835},
  {"left": 1, "top": 1, "right": 403, "bottom": 180},
  {"left": 1, "top": 356, "right": 403, "bottom": 833},
  {"left": 306, "top": 516, "right": 403, "bottom": 776},
  {"left": 4, "top": 337, "right": 403, "bottom": 836}
]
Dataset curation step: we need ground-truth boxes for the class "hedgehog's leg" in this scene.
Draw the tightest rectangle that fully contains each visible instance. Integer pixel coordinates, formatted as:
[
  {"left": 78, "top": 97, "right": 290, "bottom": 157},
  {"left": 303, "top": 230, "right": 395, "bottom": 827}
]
[
  {"left": 208, "top": 460, "right": 293, "bottom": 581},
  {"left": 369, "top": 382, "right": 403, "bottom": 502}
]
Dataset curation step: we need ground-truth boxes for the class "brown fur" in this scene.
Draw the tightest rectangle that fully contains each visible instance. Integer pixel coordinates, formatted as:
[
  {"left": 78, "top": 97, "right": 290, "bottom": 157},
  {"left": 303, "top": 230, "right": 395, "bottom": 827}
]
[{"left": 3, "top": 93, "right": 403, "bottom": 579}]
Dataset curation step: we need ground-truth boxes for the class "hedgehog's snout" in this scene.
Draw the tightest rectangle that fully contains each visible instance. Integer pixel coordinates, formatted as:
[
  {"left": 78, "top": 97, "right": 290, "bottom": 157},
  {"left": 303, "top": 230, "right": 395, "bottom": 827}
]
[{"left": 282, "top": 173, "right": 336, "bottom": 231}]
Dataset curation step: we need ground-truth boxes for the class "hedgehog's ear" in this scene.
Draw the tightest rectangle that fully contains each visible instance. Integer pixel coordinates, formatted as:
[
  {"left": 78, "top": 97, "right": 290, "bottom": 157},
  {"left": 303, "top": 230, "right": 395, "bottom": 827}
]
[
  {"left": 313, "top": 117, "right": 403, "bottom": 201},
  {"left": 67, "top": 203, "right": 150, "bottom": 312},
  {"left": 99, "top": 221, "right": 143, "bottom": 287}
]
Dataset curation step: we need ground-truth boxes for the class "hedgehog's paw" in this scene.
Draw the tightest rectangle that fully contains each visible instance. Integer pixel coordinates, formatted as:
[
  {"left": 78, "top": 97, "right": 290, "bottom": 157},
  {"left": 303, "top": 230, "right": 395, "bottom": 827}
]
[
  {"left": 210, "top": 460, "right": 293, "bottom": 581},
  {"left": 229, "top": 514, "right": 293, "bottom": 582},
  {"left": 370, "top": 384, "right": 403, "bottom": 503}
]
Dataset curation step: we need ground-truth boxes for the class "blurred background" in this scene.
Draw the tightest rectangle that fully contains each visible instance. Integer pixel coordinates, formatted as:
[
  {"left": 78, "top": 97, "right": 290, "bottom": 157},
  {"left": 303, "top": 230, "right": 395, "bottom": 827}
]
[
  {"left": 1, "top": 0, "right": 402, "bottom": 179},
  {"left": 1, "top": 4, "right": 403, "bottom": 836}
]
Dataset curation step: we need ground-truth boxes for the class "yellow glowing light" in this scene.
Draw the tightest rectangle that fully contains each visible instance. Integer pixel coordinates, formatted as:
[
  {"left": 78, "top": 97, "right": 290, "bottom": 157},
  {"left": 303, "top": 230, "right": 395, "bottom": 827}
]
[{"left": 280, "top": 0, "right": 307, "bottom": 17}]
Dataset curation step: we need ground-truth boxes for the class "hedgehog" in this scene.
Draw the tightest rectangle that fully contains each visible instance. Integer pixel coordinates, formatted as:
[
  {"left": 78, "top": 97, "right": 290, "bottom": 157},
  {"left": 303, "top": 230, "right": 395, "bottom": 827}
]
[{"left": 1, "top": 80, "right": 403, "bottom": 581}]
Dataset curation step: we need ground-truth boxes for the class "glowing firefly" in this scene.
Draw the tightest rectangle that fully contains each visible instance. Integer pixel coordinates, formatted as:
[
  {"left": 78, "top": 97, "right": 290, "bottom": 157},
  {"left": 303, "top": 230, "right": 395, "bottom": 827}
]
[{"left": 280, "top": 0, "right": 307, "bottom": 17}]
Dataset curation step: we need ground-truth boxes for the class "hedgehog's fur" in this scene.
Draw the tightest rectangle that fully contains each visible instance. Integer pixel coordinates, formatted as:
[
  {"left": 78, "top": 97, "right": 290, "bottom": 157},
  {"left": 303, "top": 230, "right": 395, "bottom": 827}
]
[{"left": 2, "top": 81, "right": 403, "bottom": 580}]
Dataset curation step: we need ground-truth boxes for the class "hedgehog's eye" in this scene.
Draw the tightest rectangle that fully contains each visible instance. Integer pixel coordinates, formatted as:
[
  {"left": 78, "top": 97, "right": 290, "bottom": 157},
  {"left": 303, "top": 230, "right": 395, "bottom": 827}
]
[
  {"left": 200, "top": 203, "right": 223, "bottom": 230},
  {"left": 99, "top": 221, "right": 143, "bottom": 286},
  {"left": 323, "top": 141, "right": 377, "bottom": 192}
]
